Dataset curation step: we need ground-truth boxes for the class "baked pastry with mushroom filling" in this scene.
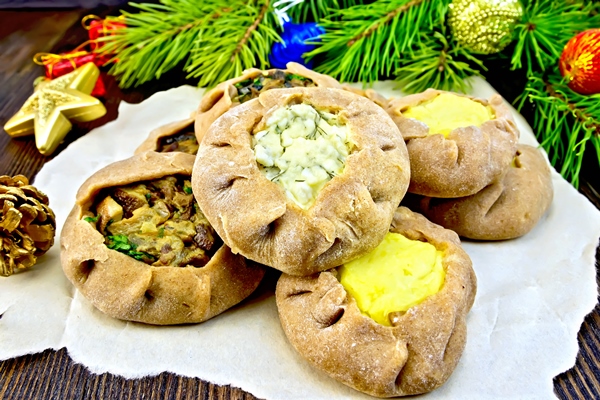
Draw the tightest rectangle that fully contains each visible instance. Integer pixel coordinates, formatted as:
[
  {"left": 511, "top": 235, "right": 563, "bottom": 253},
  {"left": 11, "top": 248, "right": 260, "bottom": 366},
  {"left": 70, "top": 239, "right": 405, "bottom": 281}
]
[
  {"left": 192, "top": 87, "right": 410, "bottom": 276},
  {"left": 194, "top": 62, "right": 341, "bottom": 143},
  {"left": 135, "top": 118, "right": 199, "bottom": 155},
  {"left": 275, "top": 206, "right": 476, "bottom": 397},
  {"left": 403, "top": 144, "right": 554, "bottom": 240},
  {"left": 387, "top": 89, "right": 519, "bottom": 198},
  {"left": 61, "top": 152, "right": 265, "bottom": 325}
]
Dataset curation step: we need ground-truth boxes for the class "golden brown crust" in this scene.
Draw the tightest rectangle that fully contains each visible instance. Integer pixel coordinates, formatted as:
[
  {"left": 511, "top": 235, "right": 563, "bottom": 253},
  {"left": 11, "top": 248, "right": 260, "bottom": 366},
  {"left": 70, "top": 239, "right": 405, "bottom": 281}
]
[
  {"left": 341, "top": 85, "right": 389, "bottom": 109},
  {"left": 404, "top": 144, "right": 554, "bottom": 240},
  {"left": 192, "top": 87, "right": 410, "bottom": 276},
  {"left": 275, "top": 206, "right": 476, "bottom": 397},
  {"left": 193, "top": 62, "right": 342, "bottom": 143},
  {"left": 60, "top": 152, "right": 265, "bottom": 325},
  {"left": 134, "top": 118, "right": 195, "bottom": 154},
  {"left": 387, "top": 89, "right": 520, "bottom": 198}
]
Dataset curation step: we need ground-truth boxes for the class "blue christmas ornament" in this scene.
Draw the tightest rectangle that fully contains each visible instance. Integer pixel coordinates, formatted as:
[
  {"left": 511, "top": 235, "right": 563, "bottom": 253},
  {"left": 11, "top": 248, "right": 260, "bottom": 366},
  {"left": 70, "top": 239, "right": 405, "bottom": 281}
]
[{"left": 269, "top": 21, "right": 325, "bottom": 69}]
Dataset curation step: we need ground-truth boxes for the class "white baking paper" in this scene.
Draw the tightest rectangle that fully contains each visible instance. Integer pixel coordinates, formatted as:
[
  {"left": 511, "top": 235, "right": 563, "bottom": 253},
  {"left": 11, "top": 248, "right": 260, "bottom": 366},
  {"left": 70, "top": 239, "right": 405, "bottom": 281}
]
[{"left": 1, "top": 79, "right": 599, "bottom": 400}]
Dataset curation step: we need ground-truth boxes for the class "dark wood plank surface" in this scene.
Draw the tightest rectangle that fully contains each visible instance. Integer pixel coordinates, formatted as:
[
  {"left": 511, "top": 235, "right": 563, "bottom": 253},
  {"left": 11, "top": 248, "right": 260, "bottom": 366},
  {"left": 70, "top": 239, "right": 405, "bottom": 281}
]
[{"left": 0, "top": 8, "right": 599, "bottom": 400}]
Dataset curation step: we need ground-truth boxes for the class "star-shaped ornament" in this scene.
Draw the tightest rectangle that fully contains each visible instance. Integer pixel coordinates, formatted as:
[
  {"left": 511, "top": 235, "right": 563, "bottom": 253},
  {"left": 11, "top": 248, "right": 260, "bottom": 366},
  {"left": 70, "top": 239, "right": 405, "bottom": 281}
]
[{"left": 3, "top": 62, "right": 107, "bottom": 155}]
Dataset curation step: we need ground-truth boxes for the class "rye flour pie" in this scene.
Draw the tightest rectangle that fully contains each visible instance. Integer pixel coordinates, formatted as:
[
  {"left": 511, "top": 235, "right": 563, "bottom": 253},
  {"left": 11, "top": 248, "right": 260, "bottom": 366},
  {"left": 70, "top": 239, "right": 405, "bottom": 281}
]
[
  {"left": 194, "top": 62, "right": 342, "bottom": 143},
  {"left": 341, "top": 85, "right": 390, "bottom": 109},
  {"left": 404, "top": 144, "right": 554, "bottom": 240},
  {"left": 276, "top": 206, "right": 477, "bottom": 397},
  {"left": 135, "top": 117, "right": 198, "bottom": 155},
  {"left": 387, "top": 89, "right": 519, "bottom": 198},
  {"left": 192, "top": 87, "right": 410, "bottom": 276},
  {"left": 61, "top": 151, "right": 265, "bottom": 325}
]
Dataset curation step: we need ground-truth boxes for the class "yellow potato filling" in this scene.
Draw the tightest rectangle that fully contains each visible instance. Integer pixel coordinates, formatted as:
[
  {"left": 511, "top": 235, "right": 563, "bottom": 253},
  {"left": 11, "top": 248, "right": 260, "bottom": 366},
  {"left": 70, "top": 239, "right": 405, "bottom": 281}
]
[
  {"left": 253, "top": 103, "right": 352, "bottom": 209},
  {"left": 402, "top": 93, "right": 495, "bottom": 137},
  {"left": 338, "top": 232, "right": 445, "bottom": 326}
]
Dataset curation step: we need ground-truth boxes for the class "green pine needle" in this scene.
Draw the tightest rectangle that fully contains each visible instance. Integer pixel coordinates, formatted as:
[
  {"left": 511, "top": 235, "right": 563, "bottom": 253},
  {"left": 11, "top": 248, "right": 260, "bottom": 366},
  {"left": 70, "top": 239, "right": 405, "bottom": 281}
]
[
  {"left": 516, "top": 68, "right": 600, "bottom": 188},
  {"left": 511, "top": 0, "right": 600, "bottom": 74},
  {"left": 395, "top": 30, "right": 486, "bottom": 94},
  {"left": 99, "top": 0, "right": 280, "bottom": 88},
  {"left": 286, "top": 0, "right": 365, "bottom": 23},
  {"left": 306, "top": 0, "right": 451, "bottom": 84}
]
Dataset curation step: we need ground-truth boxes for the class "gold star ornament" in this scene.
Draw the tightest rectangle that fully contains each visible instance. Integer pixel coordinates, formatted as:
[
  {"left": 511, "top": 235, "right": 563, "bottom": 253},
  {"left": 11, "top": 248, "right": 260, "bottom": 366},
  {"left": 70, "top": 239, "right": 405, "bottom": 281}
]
[{"left": 3, "top": 62, "right": 107, "bottom": 155}]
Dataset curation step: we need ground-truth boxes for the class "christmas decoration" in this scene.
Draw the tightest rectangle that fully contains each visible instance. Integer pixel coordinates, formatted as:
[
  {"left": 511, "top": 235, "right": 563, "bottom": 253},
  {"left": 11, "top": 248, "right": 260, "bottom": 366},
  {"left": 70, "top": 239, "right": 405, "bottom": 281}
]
[
  {"left": 447, "top": 0, "right": 523, "bottom": 54},
  {"left": 3, "top": 62, "right": 107, "bottom": 156},
  {"left": 559, "top": 29, "right": 600, "bottom": 95},
  {"left": 83, "top": 14, "right": 126, "bottom": 53},
  {"left": 34, "top": 51, "right": 107, "bottom": 97},
  {"left": 269, "top": 21, "right": 324, "bottom": 69},
  {"left": 0, "top": 175, "right": 56, "bottom": 277}
]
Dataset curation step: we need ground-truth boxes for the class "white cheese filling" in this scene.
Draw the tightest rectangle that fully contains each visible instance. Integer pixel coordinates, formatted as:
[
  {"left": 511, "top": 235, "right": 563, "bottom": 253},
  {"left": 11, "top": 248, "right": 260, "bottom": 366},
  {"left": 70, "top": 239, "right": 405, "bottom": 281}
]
[{"left": 253, "top": 103, "right": 352, "bottom": 209}]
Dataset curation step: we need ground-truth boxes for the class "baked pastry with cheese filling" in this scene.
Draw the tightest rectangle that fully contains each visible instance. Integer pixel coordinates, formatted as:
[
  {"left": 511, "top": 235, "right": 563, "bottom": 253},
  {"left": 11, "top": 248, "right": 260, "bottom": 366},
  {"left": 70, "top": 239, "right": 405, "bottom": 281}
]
[
  {"left": 275, "top": 206, "right": 476, "bottom": 397},
  {"left": 387, "top": 89, "right": 519, "bottom": 198},
  {"left": 194, "top": 62, "right": 341, "bottom": 143},
  {"left": 61, "top": 152, "right": 265, "bottom": 325},
  {"left": 192, "top": 87, "right": 410, "bottom": 276},
  {"left": 135, "top": 118, "right": 199, "bottom": 155},
  {"left": 404, "top": 144, "right": 553, "bottom": 240}
]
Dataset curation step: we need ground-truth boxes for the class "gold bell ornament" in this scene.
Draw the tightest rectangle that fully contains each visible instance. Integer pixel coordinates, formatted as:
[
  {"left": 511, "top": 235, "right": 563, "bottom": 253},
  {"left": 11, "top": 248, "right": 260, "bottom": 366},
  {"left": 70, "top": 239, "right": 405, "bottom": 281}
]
[{"left": 3, "top": 62, "right": 107, "bottom": 155}]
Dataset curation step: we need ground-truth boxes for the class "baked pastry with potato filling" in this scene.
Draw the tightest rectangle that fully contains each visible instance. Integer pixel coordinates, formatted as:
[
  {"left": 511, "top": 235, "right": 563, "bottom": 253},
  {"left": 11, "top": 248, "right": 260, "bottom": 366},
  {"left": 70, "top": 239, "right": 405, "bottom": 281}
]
[
  {"left": 403, "top": 144, "right": 554, "bottom": 240},
  {"left": 194, "top": 62, "right": 342, "bottom": 143},
  {"left": 61, "top": 152, "right": 265, "bottom": 325},
  {"left": 275, "top": 206, "right": 476, "bottom": 397},
  {"left": 387, "top": 89, "right": 519, "bottom": 198},
  {"left": 192, "top": 87, "right": 410, "bottom": 276},
  {"left": 135, "top": 118, "right": 199, "bottom": 155}
]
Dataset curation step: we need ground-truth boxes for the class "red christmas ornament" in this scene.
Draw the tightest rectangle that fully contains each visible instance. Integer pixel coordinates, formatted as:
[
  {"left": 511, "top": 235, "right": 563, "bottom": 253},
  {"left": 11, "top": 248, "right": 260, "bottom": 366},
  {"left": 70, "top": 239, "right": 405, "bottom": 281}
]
[
  {"left": 559, "top": 28, "right": 600, "bottom": 95},
  {"left": 34, "top": 51, "right": 106, "bottom": 97}
]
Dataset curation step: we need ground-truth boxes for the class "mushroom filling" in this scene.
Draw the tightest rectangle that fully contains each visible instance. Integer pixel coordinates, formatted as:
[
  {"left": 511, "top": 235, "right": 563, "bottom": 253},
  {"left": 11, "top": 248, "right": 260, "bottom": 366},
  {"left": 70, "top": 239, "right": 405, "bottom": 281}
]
[
  {"left": 338, "top": 232, "right": 445, "bottom": 326},
  {"left": 252, "top": 103, "right": 352, "bottom": 209},
  {"left": 158, "top": 130, "right": 199, "bottom": 155},
  {"left": 234, "top": 70, "right": 316, "bottom": 104},
  {"left": 84, "top": 176, "right": 220, "bottom": 268},
  {"left": 402, "top": 92, "right": 495, "bottom": 137}
]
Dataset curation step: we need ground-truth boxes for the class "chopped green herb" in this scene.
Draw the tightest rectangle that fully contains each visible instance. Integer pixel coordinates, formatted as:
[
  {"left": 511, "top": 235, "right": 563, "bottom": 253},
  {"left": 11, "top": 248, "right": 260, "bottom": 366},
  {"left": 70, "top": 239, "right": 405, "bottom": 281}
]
[
  {"left": 106, "top": 235, "right": 155, "bottom": 263},
  {"left": 84, "top": 215, "right": 99, "bottom": 223},
  {"left": 158, "top": 227, "right": 165, "bottom": 238},
  {"left": 145, "top": 193, "right": 152, "bottom": 200},
  {"left": 234, "top": 79, "right": 253, "bottom": 89},
  {"left": 287, "top": 74, "right": 307, "bottom": 81},
  {"left": 183, "top": 186, "right": 193, "bottom": 194}
]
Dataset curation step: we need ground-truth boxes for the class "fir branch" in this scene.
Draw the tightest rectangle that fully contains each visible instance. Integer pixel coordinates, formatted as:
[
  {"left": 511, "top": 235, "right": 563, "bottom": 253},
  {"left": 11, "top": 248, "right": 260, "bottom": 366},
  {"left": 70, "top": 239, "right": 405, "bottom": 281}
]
[
  {"left": 395, "top": 30, "right": 486, "bottom": 94},
  {"left": 186, "top": 1, "right": 280, "bottom": 87},
  {"left": 230, "top": 2, "right": 270, "bottom": 61},
  {"left": 286, "top": 0, "right": 364, "bottom": 23},
  {"left": 99, "top": 0, "right": 280, "bottom": 89},
  {"left": 517, "top": 68, "right": 600, "bottom": 187},
  {"left": 306, "top": 0, "right": 451, "bottom": 84},
  {"left": 510, "top": 0, "right": 600, "bottom": 74}
]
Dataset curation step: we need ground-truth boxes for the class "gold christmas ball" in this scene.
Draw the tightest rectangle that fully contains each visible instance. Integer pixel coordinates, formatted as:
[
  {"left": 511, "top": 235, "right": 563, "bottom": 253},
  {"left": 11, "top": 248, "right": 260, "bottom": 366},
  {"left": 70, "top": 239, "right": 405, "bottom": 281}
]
[
  {"left": 0, "top": 175, "right": 56, "bottom": 276},
  {"left": 448, "top": 0, "right": 523, "bottom": 54}
]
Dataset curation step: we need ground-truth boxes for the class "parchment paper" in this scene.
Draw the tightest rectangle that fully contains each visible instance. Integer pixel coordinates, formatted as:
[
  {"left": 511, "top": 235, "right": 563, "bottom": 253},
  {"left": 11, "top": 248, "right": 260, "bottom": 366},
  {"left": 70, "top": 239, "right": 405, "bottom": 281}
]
[{"left": 1, "top": 79, "right": 599, "bottom": 399}]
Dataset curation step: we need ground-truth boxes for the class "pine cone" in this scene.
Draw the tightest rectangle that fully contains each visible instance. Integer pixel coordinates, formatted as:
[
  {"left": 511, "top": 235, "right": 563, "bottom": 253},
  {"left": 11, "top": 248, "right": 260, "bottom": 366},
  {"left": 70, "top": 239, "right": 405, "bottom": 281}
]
[{"left": 0, "top": 175, "right": 56, "bottom": 277}]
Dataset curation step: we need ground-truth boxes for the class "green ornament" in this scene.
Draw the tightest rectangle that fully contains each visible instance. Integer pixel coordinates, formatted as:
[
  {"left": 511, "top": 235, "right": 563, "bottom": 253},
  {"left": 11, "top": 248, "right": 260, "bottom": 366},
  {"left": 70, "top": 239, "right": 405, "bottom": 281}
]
[{"left": 448, "top": 0, "right": 523, "bottom": 54}]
